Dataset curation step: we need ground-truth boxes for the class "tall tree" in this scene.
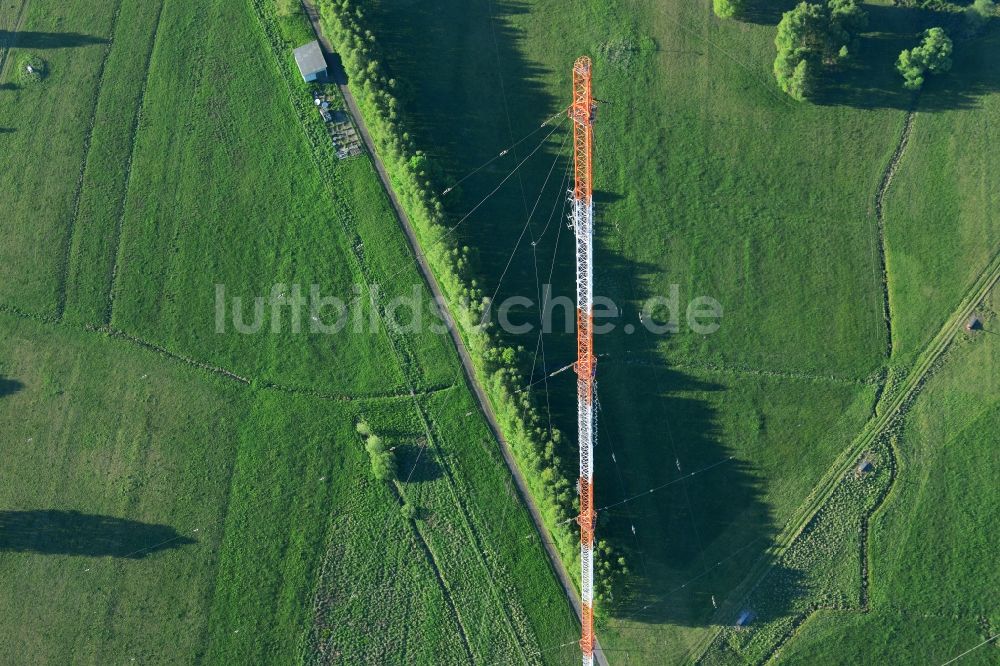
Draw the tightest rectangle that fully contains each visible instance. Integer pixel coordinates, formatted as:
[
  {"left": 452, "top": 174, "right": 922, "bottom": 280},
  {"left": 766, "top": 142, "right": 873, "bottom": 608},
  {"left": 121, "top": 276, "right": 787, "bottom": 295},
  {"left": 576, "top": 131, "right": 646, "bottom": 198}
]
[
  {"left": 896, "top": 27, "right": 953, "bottom": 90},
  {"left": 774, "top": 1, "right": 866, "bottom": 98}
]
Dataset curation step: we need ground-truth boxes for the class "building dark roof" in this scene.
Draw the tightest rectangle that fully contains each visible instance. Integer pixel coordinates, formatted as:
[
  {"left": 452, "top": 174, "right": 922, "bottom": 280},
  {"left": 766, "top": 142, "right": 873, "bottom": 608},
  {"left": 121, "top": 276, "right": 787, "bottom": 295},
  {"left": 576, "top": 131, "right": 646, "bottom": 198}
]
[{"left": 294, "top": 40, "right": 326, "bottom": 77}]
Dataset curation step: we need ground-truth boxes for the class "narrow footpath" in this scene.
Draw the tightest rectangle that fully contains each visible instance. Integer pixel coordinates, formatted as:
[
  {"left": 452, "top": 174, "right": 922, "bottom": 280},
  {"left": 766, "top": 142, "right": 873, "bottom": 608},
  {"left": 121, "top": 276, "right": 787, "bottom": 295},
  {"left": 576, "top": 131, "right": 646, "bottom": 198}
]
[{"left": 300, "top": 2, "right": 607, "bottom": 663}]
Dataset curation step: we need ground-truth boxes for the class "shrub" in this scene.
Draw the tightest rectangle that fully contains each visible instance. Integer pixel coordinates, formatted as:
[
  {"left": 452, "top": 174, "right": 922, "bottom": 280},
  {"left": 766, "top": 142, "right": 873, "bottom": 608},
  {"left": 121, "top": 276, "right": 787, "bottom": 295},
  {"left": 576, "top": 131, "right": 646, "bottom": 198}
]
[
  {"left": 364, "top": 433, "right": 397, "bottom": 482},
  {"left": 788, "top": 59, "right": 816, "bottom": 101},
  {"left": 274, "top": 0, "right": 315, "bottom": 46},
  {"left": 713, "top": 0, "right": 743, "bottom": 20},
  {"left": 400, "top": 502, "right": 417, "bottom": 521},
  {"left": 16, "top": 55, "right": 46, "bottom": 86}
]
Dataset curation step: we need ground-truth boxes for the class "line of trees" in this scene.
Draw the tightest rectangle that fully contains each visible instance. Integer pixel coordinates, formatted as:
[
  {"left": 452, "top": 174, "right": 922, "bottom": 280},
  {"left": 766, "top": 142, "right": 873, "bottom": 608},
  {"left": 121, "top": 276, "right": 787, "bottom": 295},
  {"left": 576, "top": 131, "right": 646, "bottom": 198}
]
[{"left": 773, "top": 0, "right": 867, "bottom": 101}]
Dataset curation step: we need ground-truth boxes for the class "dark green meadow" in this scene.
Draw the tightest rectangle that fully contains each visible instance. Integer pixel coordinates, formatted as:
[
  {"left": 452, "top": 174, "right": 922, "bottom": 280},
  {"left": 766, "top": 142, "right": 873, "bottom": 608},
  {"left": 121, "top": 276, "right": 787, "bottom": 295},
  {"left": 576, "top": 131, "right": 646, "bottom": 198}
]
[
  {"left": 0, "top": 0, "right": 577, "bottom": 662},
  {"left": 346, "top": 0, "right": 999, "bottom": 662}
]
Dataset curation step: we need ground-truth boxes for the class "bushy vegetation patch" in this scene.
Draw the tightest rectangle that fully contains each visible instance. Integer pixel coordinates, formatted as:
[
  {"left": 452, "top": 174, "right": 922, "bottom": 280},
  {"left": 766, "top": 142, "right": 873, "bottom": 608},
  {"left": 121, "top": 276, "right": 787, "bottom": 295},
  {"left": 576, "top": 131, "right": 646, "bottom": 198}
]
[
  {"left": 15, "top": 54, "right": 46, "bottom": 85},
  {"left": 700, "top": 438, "right": 895, "bottom": 665},
  {"left": 705, "top": 291, "right": 1000, "bottom": 664},
  {"left": 713, "top": 0, "right": 744, "bottom": 20},
  {"left": 274, "top": 0, "right": 315, "bottom": 47},
  {"left": 774, "top": 0, "right": 868, "bottom": 100},
  {"left": 357, "top": 419, "right": 398, "bottom": 481},
  {"left": 896, "top": 27, "right": 953, "bottom": 89}
]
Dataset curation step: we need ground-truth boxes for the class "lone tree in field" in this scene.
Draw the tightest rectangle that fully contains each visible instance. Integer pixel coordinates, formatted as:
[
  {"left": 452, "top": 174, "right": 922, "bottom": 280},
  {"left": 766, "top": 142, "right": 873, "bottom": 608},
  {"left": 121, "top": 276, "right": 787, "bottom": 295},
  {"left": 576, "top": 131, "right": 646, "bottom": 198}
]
[
  {"left": 713, "top": 0, "right": 744, "bottom": 19},
  {"left": 774, "top": 1, "right": 867, "bottom": 100},
  {"left": 364, "top": 433, "right": 397, "bottom": 482},
  {"left": 897, "top": 27, "right": 953, "bottom": 90}
]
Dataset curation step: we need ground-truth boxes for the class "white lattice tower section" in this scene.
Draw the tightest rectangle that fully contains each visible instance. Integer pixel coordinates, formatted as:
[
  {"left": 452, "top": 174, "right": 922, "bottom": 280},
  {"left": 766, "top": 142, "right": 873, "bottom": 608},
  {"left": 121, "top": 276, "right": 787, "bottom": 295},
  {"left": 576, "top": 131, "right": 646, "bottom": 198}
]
[{"left": 569, "top": 55, "right": 596, "bottom": 666}]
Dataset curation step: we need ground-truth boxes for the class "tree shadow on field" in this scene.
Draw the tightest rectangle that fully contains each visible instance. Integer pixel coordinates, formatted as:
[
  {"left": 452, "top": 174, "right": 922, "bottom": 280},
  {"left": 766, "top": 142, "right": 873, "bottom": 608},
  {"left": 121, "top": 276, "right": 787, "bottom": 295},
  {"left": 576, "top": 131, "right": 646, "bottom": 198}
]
[
  {"left": 738, "top": 0, "right": 800, "bottom": 26},
  {"left": 0, "top": 127, "right": 14, "bottom": 134},
  {"left": 810, "top": 6, "right": 1000, "bottom": 110},
  {"left": 0, "top": 376, "right": 23, "bottom": 397},
  {"left": 0, "top": 510, "right": 195, "bottom": 558},
  {"left": 0, "top": 30, "right": 108, "bottom": 50},
  {"left": 358, "top": 0, "right": 802, "bottom": 629},
  {"left": 394, "top": 440, "right": 442, "bottom": 483}
]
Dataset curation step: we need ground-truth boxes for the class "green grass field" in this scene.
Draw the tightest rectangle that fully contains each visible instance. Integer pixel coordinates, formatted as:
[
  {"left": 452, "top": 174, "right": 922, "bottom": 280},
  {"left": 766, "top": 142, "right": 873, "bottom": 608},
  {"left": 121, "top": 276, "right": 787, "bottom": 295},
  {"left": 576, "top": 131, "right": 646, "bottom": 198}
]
[
  {"left": 343, "top": 0, "right": 999, "bottom": 661},
  {"left": 3, "top": 0, "right": 998, "bottom": 662},
  {"left": 883, "top": 23, "right": 1000, "bottom": 368},
  {"left": 0, "top": 0, "right": 118, "bottom": 315},
  {"left": 0, "top": 0, "right": 578, "bottom": 661},
  {"left": 773, "top": 292, "right": 999, "bottom": 665}
]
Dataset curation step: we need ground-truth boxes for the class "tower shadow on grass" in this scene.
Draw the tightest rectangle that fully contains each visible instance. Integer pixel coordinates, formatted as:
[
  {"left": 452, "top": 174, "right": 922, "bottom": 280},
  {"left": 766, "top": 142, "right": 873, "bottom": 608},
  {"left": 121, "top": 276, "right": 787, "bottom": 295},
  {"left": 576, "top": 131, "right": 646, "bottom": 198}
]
[
  {"left": 354, "top": 0, "right": 802, "bottom": 628},
  {"left": 0, "top": 30, "right": 108, "bottom": 49},
  {"left": 0, "top": 377, "right": 23, "bottom": 397},
  {"left": 0, "top": 510, "right": 195, "bottom": 558}
]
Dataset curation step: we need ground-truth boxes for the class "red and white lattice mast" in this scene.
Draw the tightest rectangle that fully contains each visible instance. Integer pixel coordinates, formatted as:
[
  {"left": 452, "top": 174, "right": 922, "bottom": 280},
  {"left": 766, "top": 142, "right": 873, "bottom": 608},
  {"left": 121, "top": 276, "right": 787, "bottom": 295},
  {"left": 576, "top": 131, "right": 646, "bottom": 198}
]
[{"left": 569, "top": 55, "right": 597, "bottom": 666}]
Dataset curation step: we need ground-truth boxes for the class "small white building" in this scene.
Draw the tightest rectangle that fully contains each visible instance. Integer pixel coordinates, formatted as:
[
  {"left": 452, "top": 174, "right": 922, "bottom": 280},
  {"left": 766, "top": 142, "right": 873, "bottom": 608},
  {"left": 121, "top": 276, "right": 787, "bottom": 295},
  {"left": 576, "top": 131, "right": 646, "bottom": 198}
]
[{"left": 294, "top": 40, "right": 327, "bottom": 83}]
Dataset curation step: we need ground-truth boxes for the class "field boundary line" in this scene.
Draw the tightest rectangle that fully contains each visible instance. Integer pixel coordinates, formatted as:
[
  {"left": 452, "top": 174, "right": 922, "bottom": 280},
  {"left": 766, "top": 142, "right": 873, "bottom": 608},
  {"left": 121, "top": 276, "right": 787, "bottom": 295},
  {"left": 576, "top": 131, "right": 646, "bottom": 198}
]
[
  {"left": 419, "top": 405, "right": 537, "bottom": 663},
  {"left": 300, "top": 3, "right": 600, "bottom": 661},
  {"left": 871, "top": 108, "right": 918, "bottom": 360},
  {"left": 1, "top": 301, "right": 452, "bottom": 402},
  {"left": 757, "top": 434, "right": 901, "bottom": 665},
  {"left": 255, "top": 2, "right": 530, "bottom": 647},
  {"left": 62, "top": 0, "right": 167, "bottom": 324},
  {"left": 692, "top": 250, "right": 1000, "bottom": 662},
  {"left": 104, "top": 0, "right": 167, "bottom": 326},
  {"left": 240, "top": 10, "right": 530, "bottom": 659},
  {"left": 387, "top": 476, "right": 478, "bottom": 663},
  {"left": 97, "top": 326, "right": 457, "bottom": 401},
  {"left": 55, "top": 0, "right": 128, "bottom": 319},
  {"left": 779, "top": 250, "right": 1000, "bottom": 550}
]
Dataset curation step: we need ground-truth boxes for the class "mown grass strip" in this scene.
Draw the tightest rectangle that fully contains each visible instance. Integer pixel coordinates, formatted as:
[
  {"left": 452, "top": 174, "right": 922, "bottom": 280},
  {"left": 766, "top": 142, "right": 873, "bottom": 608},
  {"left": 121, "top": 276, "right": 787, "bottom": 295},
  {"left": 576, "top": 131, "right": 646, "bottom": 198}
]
[
  {"left": 62, "top": 0, "right": 166, "bottom": 325},
  {"left": 0, "top": 0, "right": 120, "bottom": 314}
]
